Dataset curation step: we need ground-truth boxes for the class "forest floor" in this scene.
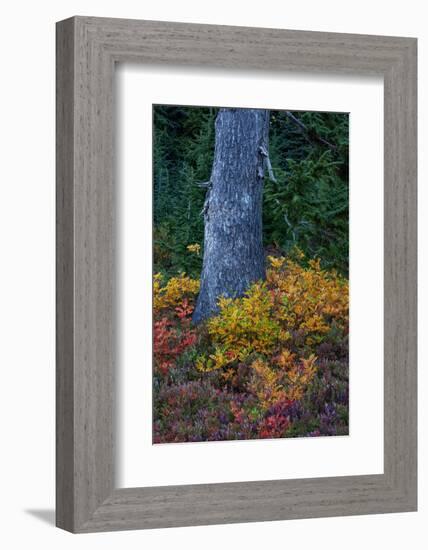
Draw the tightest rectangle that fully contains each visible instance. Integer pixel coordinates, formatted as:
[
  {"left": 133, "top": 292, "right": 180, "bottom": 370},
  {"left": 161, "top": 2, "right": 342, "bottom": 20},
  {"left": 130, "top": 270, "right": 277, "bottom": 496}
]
[{"left": 153, "top": 251, "right": 349, "bottom": 443}]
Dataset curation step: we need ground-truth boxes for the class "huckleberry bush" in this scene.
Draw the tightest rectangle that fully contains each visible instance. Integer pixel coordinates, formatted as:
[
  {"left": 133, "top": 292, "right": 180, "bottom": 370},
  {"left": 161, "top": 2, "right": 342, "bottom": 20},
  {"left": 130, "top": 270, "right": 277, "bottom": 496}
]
[{"left": 153, "top": 250, "right": 348, "bottom": 443}]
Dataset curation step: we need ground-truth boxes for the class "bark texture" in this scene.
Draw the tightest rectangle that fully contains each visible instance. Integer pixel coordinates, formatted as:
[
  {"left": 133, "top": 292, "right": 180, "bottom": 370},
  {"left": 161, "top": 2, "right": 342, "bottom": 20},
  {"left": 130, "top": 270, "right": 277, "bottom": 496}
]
[{"left": 193, "top": 108, "right": 270, "bottom": 323}]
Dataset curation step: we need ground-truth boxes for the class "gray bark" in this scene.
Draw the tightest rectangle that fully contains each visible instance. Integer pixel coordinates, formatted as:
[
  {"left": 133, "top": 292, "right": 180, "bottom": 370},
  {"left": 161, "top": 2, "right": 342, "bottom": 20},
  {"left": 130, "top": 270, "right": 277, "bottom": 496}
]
[{"left": 193, "top": 108, "right": 270, "bottom": 323}]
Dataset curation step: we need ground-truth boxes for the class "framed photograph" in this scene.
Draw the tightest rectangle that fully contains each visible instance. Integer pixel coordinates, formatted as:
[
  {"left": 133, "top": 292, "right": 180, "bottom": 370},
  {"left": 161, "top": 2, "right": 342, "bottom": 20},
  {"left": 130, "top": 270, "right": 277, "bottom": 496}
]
[{"left": 56, "top": 16, "right": 417, "bottom": 532}]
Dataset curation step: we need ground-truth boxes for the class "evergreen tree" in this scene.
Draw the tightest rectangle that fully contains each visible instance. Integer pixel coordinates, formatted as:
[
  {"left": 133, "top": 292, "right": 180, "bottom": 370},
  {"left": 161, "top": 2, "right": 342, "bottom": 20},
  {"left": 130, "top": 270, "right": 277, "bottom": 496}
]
[{"left": 153, "top": 105, "right": 349, "bottom": 280}]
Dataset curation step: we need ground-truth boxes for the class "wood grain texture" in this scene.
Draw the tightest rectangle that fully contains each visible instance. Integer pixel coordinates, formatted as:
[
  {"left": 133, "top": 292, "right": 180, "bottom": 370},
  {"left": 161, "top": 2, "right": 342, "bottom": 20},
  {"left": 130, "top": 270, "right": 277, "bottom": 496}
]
[
  {"left": 56, "top": 18, "right": 75, "bottom": 532},
  {"left": 56, "top": 16, "right": 417, "bottom": 533}
]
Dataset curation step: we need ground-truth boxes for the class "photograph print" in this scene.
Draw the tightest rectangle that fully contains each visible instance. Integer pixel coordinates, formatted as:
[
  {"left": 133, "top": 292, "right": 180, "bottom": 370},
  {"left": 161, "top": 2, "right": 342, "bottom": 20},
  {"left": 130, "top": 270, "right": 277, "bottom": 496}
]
[{"left": 153, "top": 105, "right": 349, "bottom": 444}]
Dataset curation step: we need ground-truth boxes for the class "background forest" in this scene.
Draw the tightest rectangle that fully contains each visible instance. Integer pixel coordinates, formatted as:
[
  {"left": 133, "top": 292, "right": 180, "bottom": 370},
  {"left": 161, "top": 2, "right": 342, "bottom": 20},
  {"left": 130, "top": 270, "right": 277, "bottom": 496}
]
[
  {"left": 154, "top": 106, "right": 349, "bottom": 279},
  {"left": 153, "top": 106, "right": 349, "bottom": 443}
]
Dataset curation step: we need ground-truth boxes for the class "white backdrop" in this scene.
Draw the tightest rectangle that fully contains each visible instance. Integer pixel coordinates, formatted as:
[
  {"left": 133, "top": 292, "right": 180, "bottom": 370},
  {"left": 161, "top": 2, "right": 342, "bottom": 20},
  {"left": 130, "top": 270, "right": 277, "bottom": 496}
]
[
  {"left": 0, "top": 1, "right": 425, "bottom": 549},
  {"left": 117, "top": 67, "right": 384, "bottom": 488}
]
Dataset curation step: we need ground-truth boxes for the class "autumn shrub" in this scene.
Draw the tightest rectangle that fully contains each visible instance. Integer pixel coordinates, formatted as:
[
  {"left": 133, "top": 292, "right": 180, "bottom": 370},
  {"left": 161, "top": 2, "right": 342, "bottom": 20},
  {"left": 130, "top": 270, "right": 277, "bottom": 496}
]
[
  {"left": 153, "top": 272, "right": 199, "bottom": 313},
  {"left": 154, "top": 316, "right": 197, "bottom": 376},
  {"left": 195, "top": 253, "right": 347, "bottom": 370},
  {"left": 152, "top": 252, "right": 349, "bottom": 443}
]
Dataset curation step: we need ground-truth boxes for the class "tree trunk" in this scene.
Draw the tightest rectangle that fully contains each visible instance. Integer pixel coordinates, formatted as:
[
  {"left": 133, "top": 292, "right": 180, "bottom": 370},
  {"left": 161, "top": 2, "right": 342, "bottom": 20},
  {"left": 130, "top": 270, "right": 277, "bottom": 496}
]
[{"left": 193, "top": 108, "right": 270, "bottom": 323}]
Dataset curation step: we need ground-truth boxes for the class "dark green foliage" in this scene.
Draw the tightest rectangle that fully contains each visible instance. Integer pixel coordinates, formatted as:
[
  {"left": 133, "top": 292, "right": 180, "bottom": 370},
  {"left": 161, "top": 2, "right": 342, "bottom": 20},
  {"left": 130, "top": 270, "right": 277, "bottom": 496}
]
[
  {"left": 265, "top": 111, "right": 349, "bottom": 274},
  {"left": 153, "top": 106, "right": 349, "bottom": 276},
  {"left": 153, "top": 105, "right": 217, "bottom": 278}
]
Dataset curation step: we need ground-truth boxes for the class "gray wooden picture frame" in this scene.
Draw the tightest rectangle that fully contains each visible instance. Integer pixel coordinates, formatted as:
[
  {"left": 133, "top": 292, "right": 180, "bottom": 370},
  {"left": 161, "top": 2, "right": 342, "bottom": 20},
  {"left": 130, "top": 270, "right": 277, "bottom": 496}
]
[{"left": 56, "top": 16, "right": 417, "bottom": 533}]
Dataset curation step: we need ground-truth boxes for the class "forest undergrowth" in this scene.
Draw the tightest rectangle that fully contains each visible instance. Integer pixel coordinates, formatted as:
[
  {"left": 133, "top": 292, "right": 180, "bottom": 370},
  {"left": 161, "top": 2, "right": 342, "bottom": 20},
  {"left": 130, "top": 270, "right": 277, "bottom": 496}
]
[{"left": 153, "top": 249, "right": 349, "bottom": 443}]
